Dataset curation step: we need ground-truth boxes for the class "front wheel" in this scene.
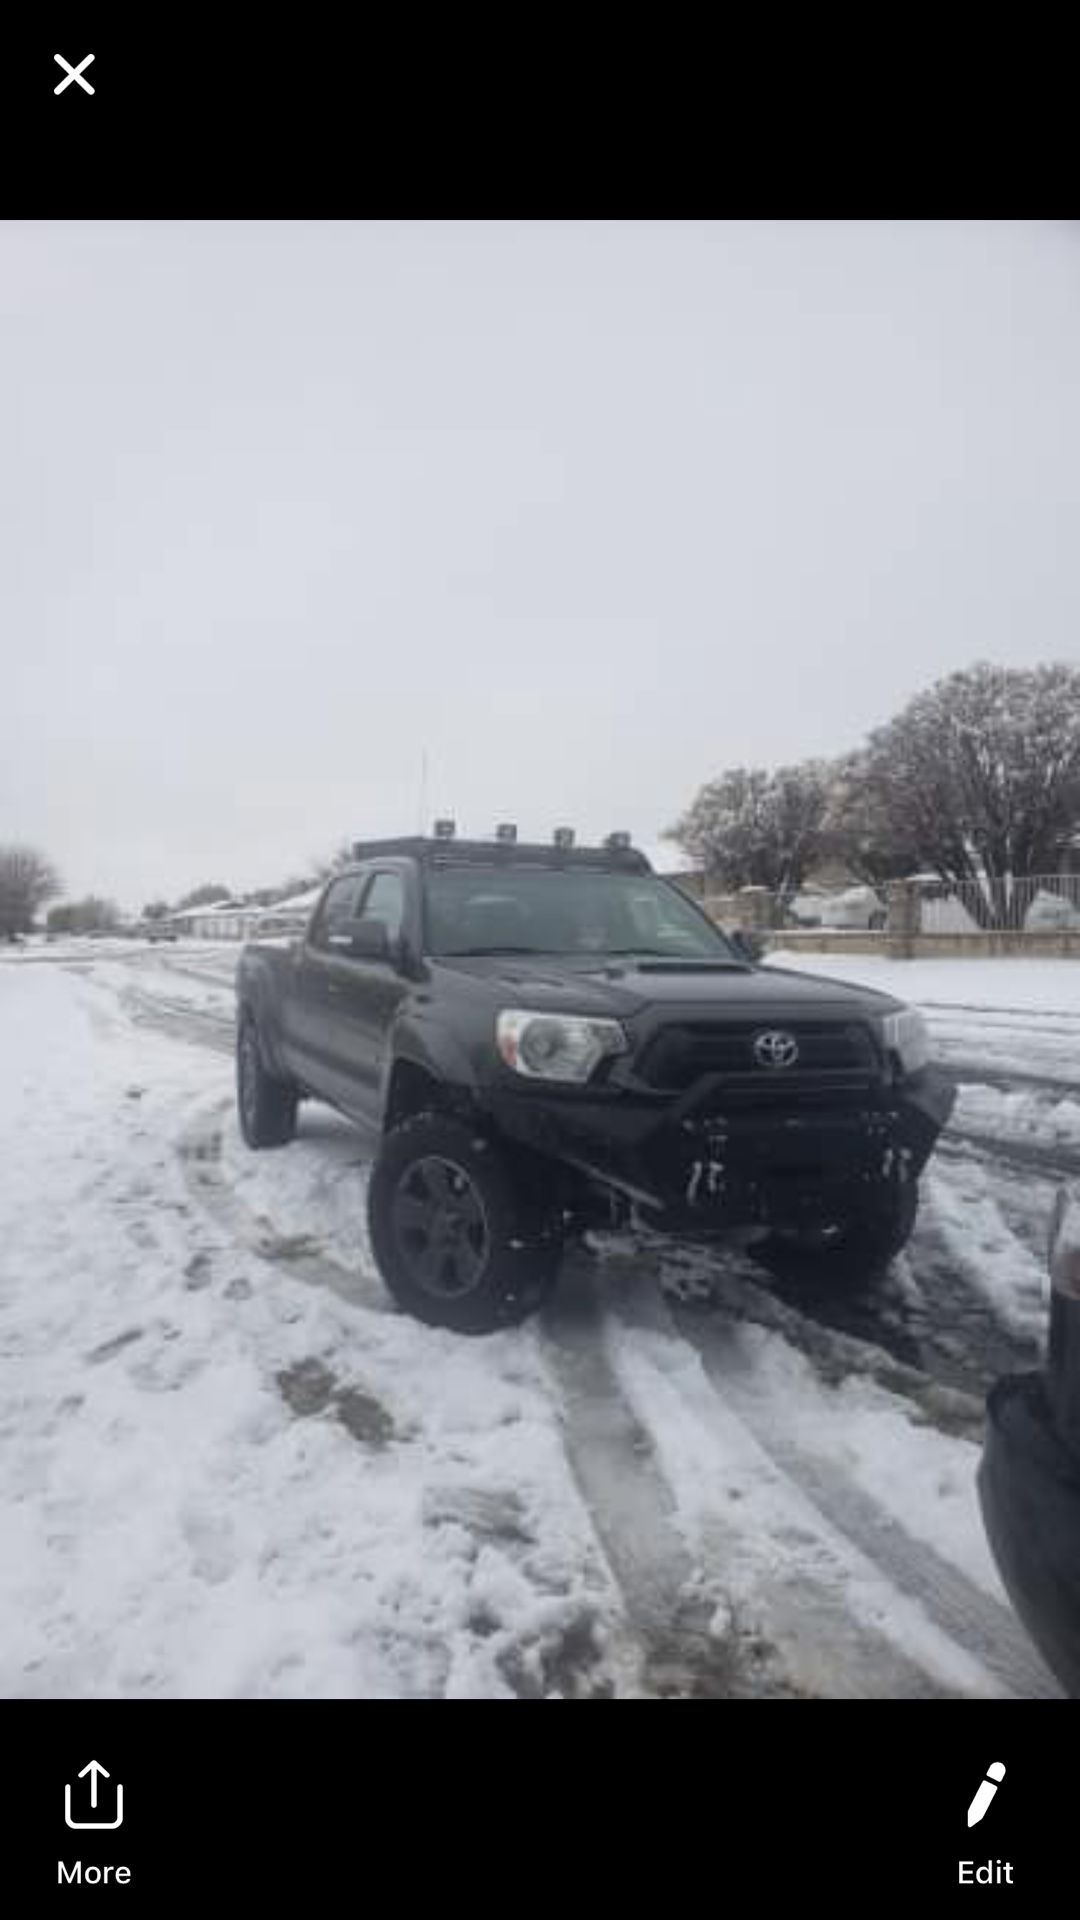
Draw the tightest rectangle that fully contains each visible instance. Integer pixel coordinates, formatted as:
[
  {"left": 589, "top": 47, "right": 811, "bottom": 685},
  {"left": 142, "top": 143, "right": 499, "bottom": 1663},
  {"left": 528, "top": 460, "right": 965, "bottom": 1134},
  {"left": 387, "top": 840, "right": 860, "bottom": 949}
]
[
  {"left": 367, "top": 1113, "right": 561, "bottom": 1333},
  {"left": 749, "top": 1180, "right": 919, "bottom": 1287}
]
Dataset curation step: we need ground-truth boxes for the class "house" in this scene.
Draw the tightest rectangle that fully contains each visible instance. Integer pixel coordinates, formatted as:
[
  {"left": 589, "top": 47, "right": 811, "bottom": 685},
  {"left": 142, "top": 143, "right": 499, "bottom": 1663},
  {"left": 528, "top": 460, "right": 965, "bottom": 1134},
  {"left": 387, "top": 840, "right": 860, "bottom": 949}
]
[
  {"left": 163, "top": 900, "right": 263, "bottom": 941},
  {"left": 250, "top": 885, "right": 323, "bottom": 938}
]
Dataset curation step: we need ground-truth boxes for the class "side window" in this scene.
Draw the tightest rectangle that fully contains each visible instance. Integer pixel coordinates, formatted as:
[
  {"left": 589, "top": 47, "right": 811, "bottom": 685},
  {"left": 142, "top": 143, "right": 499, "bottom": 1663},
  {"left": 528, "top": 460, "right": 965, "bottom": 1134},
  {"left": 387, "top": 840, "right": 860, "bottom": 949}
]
[
  {"left": 310, "top": 875, "right": 363, "bottom": 951},
  {"left": 358, "top": 872, "right": 405, "bottom": 941}
]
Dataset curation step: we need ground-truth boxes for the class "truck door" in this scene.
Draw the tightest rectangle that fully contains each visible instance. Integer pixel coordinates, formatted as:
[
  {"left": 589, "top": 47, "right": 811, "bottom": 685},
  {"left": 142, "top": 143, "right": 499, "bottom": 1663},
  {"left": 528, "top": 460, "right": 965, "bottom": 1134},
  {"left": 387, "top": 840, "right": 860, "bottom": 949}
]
[
  {"left": 320, "top": 869, "right": 410, "bottom": 1126},
  {"left": 279, "top": 873, "right": 366, "bottom": 1095}
]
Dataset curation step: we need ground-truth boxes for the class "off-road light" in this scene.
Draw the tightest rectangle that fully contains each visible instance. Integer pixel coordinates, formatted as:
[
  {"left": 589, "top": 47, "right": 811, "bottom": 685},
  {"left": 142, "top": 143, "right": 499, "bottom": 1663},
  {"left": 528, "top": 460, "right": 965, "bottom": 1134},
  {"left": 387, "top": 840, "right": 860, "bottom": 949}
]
[
  {"left": 495, "top": 823, "right": 517, "bottom": 843},
  {"left": 605, "top": 831, "right": 632, "bottom": 850},
  {"left": 434, "top": 819, "right": 456, "bottom": 840},
  {"left": 553, "top": 827, "right": 575, "bottom": 848}
]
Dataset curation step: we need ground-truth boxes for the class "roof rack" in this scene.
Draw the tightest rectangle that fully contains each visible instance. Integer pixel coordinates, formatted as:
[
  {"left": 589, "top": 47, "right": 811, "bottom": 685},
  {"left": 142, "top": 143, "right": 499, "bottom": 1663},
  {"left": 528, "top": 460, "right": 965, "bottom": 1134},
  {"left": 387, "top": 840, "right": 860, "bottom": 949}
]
[{"left": 349, "top": 836, "right": 652, "bottom": 873}]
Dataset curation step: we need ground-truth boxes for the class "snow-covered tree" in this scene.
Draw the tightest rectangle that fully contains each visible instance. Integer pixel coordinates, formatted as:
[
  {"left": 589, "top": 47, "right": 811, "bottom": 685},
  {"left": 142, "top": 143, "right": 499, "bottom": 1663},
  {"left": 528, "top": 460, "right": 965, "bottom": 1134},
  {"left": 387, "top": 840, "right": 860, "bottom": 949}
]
[
  {"left": 46, "top": 896, "right": 120, "bottom": 935},
  {"left": 820, "top": 752, "right": 924, "bottom": 887},
  {"left": 0, "top": 844, "right": 60, "bottom": 938},
  {"left": 666, "top": 761, "right": 833, "bottom": 894},
  {"left": 838, "top": 662, "right": 1080, "bottom": 925}
]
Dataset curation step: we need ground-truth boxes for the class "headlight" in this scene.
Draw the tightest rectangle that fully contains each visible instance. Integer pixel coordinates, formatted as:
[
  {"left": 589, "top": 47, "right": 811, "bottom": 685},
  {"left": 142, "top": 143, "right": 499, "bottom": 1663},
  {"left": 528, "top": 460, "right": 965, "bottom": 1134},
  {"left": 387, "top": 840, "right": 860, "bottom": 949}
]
[
  {"left": 881, "top": 1006, "right": 930, "bottom": 1074},
  {"left": 496, "top": 1009, "right": 628, "bottom": 1082}
]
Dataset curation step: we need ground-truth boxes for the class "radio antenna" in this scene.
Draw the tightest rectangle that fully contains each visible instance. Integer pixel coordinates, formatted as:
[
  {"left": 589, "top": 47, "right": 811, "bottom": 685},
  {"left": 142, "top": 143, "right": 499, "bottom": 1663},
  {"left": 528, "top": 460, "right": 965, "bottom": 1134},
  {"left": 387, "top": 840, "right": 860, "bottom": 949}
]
[{"left": 417, "top": 748, "right": 429, "bottom": 834}]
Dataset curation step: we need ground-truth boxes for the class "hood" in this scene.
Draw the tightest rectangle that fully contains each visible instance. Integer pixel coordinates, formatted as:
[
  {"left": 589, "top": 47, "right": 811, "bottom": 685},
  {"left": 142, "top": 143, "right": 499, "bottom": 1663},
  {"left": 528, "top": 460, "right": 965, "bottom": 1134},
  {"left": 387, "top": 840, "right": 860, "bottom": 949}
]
[{"left": 431, "top": 953, "right": 903, "bottom": 1019}]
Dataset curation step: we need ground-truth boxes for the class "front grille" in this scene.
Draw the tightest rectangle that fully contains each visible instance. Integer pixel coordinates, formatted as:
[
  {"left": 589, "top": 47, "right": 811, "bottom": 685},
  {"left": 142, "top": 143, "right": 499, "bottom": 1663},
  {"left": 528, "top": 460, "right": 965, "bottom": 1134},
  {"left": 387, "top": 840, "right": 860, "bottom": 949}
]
[{"left": 635, "top": 1019, "right": 879, "bottom": 1092}]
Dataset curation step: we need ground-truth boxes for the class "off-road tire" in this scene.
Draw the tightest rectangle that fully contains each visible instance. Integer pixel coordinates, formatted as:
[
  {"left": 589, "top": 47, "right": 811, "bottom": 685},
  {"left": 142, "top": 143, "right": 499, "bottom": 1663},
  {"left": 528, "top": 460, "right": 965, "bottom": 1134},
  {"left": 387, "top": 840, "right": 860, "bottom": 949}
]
[
  {"left": 236, "top": 1010, "right": 299, "bottom": 1148},
  {"left": 367, "top": 1112, "right": 561, "bottom": 1333}
]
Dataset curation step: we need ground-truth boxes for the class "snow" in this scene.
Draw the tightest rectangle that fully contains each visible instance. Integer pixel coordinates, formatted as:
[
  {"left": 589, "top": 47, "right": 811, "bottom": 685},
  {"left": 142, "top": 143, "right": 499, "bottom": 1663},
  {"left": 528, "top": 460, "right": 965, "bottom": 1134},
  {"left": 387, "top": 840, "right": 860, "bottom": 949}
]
[
  {"left": 766, "top": 950, "right": 1080, "bottom": 1017},
  {"left": 0, "top": 950, "right": 1070, "bottom": 1697},
  {"left": 953, "top": 1083, "right": 1080, "bottom": 1148},
  {"left": 604, "top": 1321, "right": 1008, "bottom": 1698},
  {"left": 0, "top": 967, "right": 620, "bottom": 1698}
]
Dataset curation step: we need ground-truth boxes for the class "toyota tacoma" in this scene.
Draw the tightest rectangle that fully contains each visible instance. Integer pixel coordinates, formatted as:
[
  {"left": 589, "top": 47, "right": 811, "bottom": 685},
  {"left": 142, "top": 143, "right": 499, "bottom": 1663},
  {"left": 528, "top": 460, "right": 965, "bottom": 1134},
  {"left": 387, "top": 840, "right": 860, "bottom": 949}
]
[{"left": 235, "top": 830, "right": 956, "bottom": 1332}]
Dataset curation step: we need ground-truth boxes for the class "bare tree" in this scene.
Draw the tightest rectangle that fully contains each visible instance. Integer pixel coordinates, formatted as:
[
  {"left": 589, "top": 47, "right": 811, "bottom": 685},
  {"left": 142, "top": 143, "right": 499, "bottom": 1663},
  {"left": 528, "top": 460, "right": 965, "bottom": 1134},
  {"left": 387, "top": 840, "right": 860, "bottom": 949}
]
[
  {"left": 0, "top": 844, "right": 61, "bottom": 938},
  {"left": 46, "top": 896, "right": 120, "bottom": 935},
  {"left": 841, "top": 662, "right": 1080, "bottom": 926},
  {"left": 666, "top": 761, "right": 832, "bottom": 895}
]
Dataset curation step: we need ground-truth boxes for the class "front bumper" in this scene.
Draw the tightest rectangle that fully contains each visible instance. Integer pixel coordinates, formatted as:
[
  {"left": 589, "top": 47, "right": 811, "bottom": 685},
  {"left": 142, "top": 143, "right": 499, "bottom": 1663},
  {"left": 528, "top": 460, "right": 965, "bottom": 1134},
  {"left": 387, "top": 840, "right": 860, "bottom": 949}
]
[{"left": 487, "top": 1063, "right": 956, "bottom": 1229}]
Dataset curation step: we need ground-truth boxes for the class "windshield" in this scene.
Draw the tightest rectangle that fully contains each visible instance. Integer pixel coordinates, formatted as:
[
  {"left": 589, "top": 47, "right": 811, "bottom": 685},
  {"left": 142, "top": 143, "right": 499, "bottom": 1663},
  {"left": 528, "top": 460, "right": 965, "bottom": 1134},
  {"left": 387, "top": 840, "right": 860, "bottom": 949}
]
[{"left": 424, "top": 866, "right": 740, "bottom": 961}]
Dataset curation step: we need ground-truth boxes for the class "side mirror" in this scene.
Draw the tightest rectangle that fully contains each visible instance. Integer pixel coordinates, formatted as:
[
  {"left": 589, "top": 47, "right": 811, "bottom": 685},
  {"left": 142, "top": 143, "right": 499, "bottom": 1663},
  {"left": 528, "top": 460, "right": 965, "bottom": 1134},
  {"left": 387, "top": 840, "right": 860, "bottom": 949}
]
[
  {"left": 328, "top": 916, "right": 393, "bottom": 963},
  {"left": 730, "top": 927, "right": 765, "bottom": 964}
]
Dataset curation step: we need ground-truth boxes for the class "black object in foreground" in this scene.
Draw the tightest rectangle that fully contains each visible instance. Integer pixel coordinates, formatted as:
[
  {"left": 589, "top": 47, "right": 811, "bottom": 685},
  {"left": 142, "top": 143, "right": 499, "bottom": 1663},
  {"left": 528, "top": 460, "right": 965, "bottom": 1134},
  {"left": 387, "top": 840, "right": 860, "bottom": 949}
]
[
  {"left": 979, "top": 1189, "right": 1080, "bottom": 1699},
  {"left": 235, "top": 833, "right": 955, "bottom": 1332}
]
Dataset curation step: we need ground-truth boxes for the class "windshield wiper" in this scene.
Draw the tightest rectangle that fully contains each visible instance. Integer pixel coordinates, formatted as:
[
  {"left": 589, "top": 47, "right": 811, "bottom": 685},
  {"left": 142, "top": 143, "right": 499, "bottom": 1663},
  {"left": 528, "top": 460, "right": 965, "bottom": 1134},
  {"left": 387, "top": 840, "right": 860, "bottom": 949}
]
[{"left": 439, "top": 945, "right": 549, "bottom": 957}]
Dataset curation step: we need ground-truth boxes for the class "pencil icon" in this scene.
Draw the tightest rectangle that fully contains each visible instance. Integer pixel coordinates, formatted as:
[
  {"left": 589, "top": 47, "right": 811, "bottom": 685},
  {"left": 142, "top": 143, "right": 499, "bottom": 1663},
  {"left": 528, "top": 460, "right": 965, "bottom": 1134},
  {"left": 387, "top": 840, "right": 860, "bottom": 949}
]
[{"left": 967, "top": 1763, "right": 1006, "bottom": 1827}]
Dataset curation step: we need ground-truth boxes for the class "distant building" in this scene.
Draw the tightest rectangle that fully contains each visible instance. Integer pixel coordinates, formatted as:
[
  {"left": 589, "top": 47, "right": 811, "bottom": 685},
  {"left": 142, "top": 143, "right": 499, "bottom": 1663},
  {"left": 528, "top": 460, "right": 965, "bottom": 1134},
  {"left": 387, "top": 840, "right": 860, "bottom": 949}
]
[
  {"left": 163, "top": 900, "right": 262, "bottom": 941},
  {"left": 250, "top": 886, "right": 322, "bottom": 938}
]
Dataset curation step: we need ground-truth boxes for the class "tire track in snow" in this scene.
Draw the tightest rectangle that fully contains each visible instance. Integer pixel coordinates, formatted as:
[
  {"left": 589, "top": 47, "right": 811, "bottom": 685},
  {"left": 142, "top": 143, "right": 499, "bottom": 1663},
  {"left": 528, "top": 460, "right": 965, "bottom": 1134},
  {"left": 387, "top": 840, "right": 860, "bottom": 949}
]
[
  {"left": 600, "top": 1265, "right": 1061, "bottom": 1699},
  {"left": 942, "top": 1128, "right": 1080, "bottom": 1184},
  {"left": 175, "top": 1100, "right": 390, "bottom": 1318},
  {"left": 539, "top": 1272, "right": 768, "bottom": 1696},
  {"left": 941, "top": 1059, "right": 1080, "bottom": 1096},
  {"left": 544, "top": 1263, "right": 994, "bottom": 1698},
  {"left": 120, "top": 983, "right": 235, "bottom": 1055},
  {"left": 150, "top": 955, "right": 240, "bottom": 992}
]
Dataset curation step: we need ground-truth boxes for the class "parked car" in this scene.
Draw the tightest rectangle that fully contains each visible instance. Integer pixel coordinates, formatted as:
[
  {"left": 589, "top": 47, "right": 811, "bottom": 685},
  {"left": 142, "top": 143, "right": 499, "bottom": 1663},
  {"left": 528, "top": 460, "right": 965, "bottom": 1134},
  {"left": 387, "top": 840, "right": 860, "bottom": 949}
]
[
  {"left": 1024, "top": 889, "right": 1080, "bottom": 933},
  {"left": 787, "top": 886, "right": 887, "bottom": 931},
  {"left": 978, "top": 1189, "right": 1080, "bottom": 1698},
  {"left": 235, "top": 832, "right": 955, "bottom": 1333}
]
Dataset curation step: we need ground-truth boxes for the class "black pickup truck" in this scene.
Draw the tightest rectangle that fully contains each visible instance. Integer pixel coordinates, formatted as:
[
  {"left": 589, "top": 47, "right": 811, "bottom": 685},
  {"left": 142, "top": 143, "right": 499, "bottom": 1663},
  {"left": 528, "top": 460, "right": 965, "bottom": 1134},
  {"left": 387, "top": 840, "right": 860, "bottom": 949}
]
[{"left": 235, "top": 834, "right": 955, "bottom": 1332}]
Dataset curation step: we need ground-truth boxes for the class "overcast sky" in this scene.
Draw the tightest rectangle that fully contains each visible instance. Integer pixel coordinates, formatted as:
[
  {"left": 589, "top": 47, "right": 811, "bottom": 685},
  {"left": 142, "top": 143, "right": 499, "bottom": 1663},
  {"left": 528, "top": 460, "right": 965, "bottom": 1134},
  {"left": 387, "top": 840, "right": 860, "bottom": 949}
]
[{"left": 5, "top": 220, "right": 1080, "bottom": 910}]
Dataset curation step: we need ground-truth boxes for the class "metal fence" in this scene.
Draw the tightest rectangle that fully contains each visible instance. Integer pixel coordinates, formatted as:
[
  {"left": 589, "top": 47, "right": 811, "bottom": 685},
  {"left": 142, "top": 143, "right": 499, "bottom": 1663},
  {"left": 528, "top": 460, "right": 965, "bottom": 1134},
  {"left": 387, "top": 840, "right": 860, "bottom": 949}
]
[
  {"left": 914, "top": 874, "right": 1080, "bottom": 935},
  {"left": 701, "top": 873, "right": 1080, "bottom": 940}
]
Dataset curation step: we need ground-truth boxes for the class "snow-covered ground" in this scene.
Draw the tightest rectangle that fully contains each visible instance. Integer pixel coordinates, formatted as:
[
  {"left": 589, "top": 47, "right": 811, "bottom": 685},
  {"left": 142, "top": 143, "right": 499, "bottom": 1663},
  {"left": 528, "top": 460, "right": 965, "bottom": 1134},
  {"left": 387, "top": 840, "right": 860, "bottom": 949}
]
[
  {"left": 766, "top": 949, "right": 1080, "bottom": 1013},
  {"left": 0, "top": 946, "right": 1073, "bottom": 1698}
]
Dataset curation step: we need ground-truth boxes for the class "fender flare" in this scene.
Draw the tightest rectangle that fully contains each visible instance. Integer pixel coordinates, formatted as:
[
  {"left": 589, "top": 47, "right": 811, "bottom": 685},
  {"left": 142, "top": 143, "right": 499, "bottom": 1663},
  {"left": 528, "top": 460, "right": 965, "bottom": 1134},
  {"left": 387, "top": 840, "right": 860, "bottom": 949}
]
[{"left": 379, "top": 1015, "right": 482, "bottom": 1127}]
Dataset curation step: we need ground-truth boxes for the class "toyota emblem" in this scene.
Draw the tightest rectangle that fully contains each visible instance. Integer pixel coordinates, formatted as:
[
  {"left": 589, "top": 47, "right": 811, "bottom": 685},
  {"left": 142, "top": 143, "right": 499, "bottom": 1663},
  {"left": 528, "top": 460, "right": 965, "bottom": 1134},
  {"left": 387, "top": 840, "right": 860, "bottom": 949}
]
[{"left": 752, "top": 1028, "right": 800, "bottom": 1069}]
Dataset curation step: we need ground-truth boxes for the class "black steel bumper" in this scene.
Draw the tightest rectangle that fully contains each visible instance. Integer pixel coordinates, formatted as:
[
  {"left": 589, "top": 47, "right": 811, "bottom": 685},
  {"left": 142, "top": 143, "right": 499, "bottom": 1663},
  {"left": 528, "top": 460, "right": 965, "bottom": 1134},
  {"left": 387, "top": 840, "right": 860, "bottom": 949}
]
[{"left": 487, "top": 1063, "right": 956, "bottom": 1228}]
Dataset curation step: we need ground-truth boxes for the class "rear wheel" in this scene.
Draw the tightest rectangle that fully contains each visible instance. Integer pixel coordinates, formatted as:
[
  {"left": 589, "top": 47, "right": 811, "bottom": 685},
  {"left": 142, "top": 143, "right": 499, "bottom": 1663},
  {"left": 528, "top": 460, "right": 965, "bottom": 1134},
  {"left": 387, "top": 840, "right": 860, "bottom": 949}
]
[
  {"left": 236, "top": 1012, "right": 298, "bottom": 1148},
  {"left": 367, "top": 1113, "right": 561, "bottom": 1333},
  {"left": 749, "top": 1180, "right": 918, "bottom": 1287}
]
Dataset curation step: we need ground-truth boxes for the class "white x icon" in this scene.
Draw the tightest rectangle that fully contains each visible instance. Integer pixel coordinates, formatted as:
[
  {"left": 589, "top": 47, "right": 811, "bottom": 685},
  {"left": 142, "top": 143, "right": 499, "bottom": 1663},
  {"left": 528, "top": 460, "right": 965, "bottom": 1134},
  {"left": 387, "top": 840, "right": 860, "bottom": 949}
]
[{"left": 54, "top": 54, "right": 95, "bottom": 96}]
